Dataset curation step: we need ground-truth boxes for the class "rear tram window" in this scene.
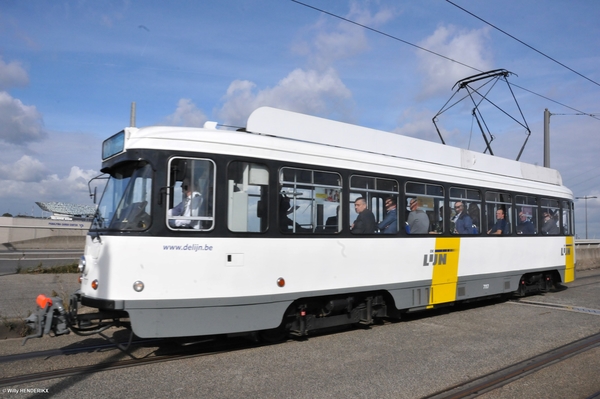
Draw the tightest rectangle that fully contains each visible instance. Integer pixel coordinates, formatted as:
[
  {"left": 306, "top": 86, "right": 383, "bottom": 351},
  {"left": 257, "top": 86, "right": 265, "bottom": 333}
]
[
  {"left": 540, "top": 198, "right": 560, "bottom": 235},
  {"left": 561, "top": 200, "right": 574, "bottom": 235},
  {"left": 485, "top": 192, "right": 512, "bottom": 235},
  {"left": 349, "top": 176, "right": 399, "bottom": 235},
  {"left": 167, "top": 158, "right": 215, "bottom": 231},
  {"left": 405, "top": 182, "right": 444, "bottom": 234},
  {"left": 515, "top": 195, "right": 538, "bottom": 235},
  {"left": 228, "top": 162, "right": 269, "bottom": 233},
  {"left": 449, "top": 187, "right": 481, "bottom": 235},
  {"left": 279, "top": 167, "right": 341, "bottom": 233}
]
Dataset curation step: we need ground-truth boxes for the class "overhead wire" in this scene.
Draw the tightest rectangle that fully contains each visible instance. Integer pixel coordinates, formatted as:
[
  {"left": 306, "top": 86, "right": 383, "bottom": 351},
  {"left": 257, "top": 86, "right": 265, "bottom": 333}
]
[
  {"left": 445, "top": 0, "right": 600, "bottom": 89},
  {"left": 290, "top": 0, "right": 484, "bottom": 74},
  {"left": 291, "top": 0, "right": 600, "bottom": 121}
]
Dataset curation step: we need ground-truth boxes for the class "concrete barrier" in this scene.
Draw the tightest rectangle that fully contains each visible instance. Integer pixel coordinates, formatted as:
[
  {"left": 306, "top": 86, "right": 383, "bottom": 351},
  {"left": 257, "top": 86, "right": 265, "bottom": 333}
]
[
  {"left": 4, "top": 236, "right": 86, "bottom": 251},
  {"left": 575, "top": 240, "right": 600, "bottom": 271},
  {"left": 0, "top": 216, "right": 88, "bottom": 251}
]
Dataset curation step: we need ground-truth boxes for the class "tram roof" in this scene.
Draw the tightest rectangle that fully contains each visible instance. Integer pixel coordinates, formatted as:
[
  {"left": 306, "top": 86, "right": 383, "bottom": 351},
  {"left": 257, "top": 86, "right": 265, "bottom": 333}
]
[
  {"left": 246, "top": 107, "right": 561, "bottom": 186},
  {"left": 122, "top": 107, "right": 563, "bottom": 187}
]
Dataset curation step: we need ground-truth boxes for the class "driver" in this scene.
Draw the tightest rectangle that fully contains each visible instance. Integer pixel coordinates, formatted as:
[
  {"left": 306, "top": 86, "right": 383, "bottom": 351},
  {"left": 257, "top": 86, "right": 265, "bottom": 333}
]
[{"left": 168, "top": 179, "right": 202, "bottom": 228}]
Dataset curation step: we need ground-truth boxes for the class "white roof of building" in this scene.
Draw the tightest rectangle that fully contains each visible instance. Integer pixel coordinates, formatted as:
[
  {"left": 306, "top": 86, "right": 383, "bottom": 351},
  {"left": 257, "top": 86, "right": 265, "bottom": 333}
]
[{"left": 36, "top": 202, "right": 97, "bottom": 217}]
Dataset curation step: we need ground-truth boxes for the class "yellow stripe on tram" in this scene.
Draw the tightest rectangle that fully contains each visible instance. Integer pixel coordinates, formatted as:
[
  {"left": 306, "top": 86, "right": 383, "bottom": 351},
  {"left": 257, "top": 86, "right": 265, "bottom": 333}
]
[
  {"left": 429, "top": 237, "right": 461, "bottom": 307},
  {"left": 564, "top": 236, "right": 575, "bottom": 283}
]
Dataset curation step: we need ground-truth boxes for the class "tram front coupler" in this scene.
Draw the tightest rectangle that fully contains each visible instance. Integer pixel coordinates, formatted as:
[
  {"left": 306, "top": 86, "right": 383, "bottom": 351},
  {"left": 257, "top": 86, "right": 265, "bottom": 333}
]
[{"left": 22, "top": 294, "right": 71, "bottom": 345}]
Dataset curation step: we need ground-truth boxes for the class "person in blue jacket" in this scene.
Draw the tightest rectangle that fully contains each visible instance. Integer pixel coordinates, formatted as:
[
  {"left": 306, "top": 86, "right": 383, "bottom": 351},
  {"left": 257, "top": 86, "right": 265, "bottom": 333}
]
[
  {"left": 453, "top": 201, "right": 473, "bottom": 234},
  {"left": 378, "top": 197, "right": 397, "bottom": 234}
]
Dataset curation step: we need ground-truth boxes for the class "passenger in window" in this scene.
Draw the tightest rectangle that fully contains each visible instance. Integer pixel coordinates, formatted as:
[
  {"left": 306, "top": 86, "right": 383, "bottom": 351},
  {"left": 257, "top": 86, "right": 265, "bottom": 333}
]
[
  {"left": 407, "top": 198, "right": 429, "bottom": 234},
  {"left": 517, "top": 212, "right": 535, "bottom": 235},
  {"left": 351, "top": 197, "right": 376, "bottom": 234},
  {"left": 453, "top": 201, "right": 473, "bottom": 234},
  {"left": 541, "top": 210, "right": 559, "bottom": 235},
  {"left": 378, "top": 197, "right": 397, "bottom": 234},
  {"left": 279, "top": 195, "right": 304, "bottom": 232},
  {"left": 168, "top": 179, "right": 202, "bottom": 228},
  {"left": 468, "top": 203, "right": 480, "bottom": 230},
  {"left": 325, "top": 206, "right": 340, "bottom": 232},
  {"left": 487, "top": 208, "right": 507, "bottom": 235}
]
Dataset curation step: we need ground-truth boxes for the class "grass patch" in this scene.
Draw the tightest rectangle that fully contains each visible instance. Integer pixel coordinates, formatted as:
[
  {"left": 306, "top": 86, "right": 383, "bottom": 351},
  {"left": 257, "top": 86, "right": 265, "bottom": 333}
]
[
  {"left": 0, "top": 313, "right": 31, "bottom": 338},
  {"left": 20, "top": 262, "right": 79, "bottom": 274}
]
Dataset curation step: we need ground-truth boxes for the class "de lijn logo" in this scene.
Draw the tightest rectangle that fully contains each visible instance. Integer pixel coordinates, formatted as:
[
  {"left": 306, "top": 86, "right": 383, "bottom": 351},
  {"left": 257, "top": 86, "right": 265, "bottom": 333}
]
[
  {"left": 561, "top": 245, "right": 572, "bottom": 256},
  {"left": 423, "top": 249, "right": 455, "bottom": 266}
]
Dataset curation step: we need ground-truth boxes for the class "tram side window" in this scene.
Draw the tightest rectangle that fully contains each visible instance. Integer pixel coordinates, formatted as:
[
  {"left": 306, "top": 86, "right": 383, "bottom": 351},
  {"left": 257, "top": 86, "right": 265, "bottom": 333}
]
[
  {"left": 561, "top": 200, "right": 574, "bottom": 235},
  {"left": 227, "top": 162, "right": 269, "bottom": 233},
  {"left": 405, "top": 182, "right": 444, "bottom": 234},
  {"left": 167, "top": 157, "right": 215, "bottom": 231},
  {"left": 349, "top": 176, "right": 399, "bottom": 235},
  {"left": 515, "top": 195, "right": 538, "bottom": 235},
  {"left": 279, "top": 167, "right": 342, "bottom": 233},
  {"left": 540, "top": 198, "right": 560, "bottom": 235},
  {"left": 485, "top": 192, "right": 512, "bottom": 235},
  {"left": 449, "top": 187, "right": 481, "bottom": 234}
]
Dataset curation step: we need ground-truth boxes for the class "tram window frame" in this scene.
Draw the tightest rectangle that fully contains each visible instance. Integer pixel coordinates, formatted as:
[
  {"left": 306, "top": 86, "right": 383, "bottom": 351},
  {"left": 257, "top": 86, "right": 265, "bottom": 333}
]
[
  {"left": 449, "top": 187, "right": 481, "bottom": 235},
  {"left": 349, "top": 175, "right": 399, "bottom": 235},
  {"left": 227, "top": 161, "right": 269, "bottom": 233},
  {"left": 561, "top": 200, "right": 574, "bottom": 235},
  {"left": 279, "top": 167, "right": 342, "bottom": 234},
  {"left": 540, "top": 198, "right": 560, "bottom": 235},
  {"left": 515, "top": 195, "right": 538, "bottom": 235},
  {"left": 166, "top": 157, "right": 216, "bottom": 231},
  {"left": 405, "top": 181, "right": 444, "bottom": 235},
  {"left": 104, "top": 162, "right": 153, "bottom": 231},
  {"left": 485, "top": 191, "right": 512, "bottom": 235}
]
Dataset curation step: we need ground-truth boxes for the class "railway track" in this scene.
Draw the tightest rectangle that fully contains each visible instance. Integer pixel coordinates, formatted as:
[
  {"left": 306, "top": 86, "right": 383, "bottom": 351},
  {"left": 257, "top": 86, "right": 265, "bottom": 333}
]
[
  {"left": 0, "top": 335, "right": 261, "bottom": 387},
  {"left": 424, "top": 332, "right": 600, "bottom": 399}
]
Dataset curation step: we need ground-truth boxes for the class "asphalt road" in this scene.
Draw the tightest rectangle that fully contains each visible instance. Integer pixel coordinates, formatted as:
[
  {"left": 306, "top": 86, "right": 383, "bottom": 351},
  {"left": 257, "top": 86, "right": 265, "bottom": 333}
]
[{"left": 1, "top": 269, "right": 599, "bottom": 398}]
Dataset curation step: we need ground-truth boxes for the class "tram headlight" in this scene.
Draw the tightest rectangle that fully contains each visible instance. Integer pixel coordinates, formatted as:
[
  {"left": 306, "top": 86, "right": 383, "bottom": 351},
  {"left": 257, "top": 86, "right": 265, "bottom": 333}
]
[
  {"left": 133, "top": 281, "right": 145, "bottom": 292},
  {"left": 78, "top": 256, "right": 86, "bottom": 273}
]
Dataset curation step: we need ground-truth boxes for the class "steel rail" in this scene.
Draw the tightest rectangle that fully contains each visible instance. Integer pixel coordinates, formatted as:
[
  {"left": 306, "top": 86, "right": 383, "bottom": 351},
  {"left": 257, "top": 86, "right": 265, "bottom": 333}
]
[
  {"left": 0, "top": 338, "right": 167, "bottom": 365},
  {"left": 0, "top": 337, "right": 261, "bottom": 387},
  {"left": 423, "top": 332, "right": 600, "bottom": 399}
]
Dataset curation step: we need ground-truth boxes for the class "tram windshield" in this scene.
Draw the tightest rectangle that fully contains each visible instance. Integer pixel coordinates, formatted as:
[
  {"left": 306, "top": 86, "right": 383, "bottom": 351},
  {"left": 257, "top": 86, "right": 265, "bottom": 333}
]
[{"left": 92, "top": 162, "right": 153, "bottom": 231}]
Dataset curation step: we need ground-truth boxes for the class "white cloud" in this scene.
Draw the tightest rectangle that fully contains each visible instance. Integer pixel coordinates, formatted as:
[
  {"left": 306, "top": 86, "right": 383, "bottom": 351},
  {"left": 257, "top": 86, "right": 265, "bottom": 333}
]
[
  {"left": 217, "top": 68, "right": 353, "bottom": 126},
  {"left": 0, "top": 163, "right": 98, "bottom": 212},
  {"left": 416, "top": 25, "right": 493, "bottom": 99},
  {"left": 294, "top": 2, "right": 395, "bottom": 70},
  {"left": 0, "top": 91, "right": 47, "bottom": 145},
  {"left": 0, "top": 57, "right": 29, "bottom": 91},
  {"left": 394, "top": 107, "right": 444, "bottom": 142},
  {"left": 0, "top": 155, "right": 48, "bottom": 182},
  {"left": 39, "top": 166, "right": 97, "bottom": 199},
  {"left": 163, "top": 98, "right": 208, "bottom": 127}
]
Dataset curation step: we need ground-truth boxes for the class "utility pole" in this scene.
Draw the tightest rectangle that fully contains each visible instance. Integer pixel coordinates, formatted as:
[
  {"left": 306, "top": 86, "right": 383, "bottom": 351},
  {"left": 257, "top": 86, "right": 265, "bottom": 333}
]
[
  {"left": 575, "top": 196, "right": 597, "bottom": 239},
  {"left": 543, "top": 108, "right": 551, "bottom": 167},
  {"left": 130, "top": 102, "right": 136, "bottom": 127}
]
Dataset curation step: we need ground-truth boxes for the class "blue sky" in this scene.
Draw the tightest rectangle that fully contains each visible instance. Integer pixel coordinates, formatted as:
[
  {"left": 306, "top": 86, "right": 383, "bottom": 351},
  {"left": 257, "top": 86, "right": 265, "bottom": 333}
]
[{"left": 1, "top": 0, "right": 599, "bottom": 237}]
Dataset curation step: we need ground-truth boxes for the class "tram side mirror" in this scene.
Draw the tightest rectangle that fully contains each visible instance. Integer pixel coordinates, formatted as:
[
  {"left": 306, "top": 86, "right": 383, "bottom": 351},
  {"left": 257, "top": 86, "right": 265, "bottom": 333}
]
[{"left": 90, "top": 187, "right": 97, "bottom": 204}]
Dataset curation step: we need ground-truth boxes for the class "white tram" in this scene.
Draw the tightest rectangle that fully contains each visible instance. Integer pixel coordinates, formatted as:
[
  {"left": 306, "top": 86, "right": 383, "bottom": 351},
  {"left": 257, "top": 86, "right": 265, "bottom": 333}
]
[{"left": 25, "top": 107, "right": 575, "bottom": 342}]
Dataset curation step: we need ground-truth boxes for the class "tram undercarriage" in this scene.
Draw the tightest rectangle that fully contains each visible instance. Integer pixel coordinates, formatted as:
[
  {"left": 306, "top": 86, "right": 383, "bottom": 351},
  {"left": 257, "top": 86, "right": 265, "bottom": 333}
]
[{"left": 23, "top": 269, "right": 565, "bottom": 345}]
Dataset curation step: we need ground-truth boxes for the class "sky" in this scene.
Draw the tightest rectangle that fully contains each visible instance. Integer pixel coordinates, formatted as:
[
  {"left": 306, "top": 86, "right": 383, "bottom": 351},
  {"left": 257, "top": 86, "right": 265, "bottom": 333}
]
[{"left": 1, "top": 0, "right": 599, "bottom": 238}]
